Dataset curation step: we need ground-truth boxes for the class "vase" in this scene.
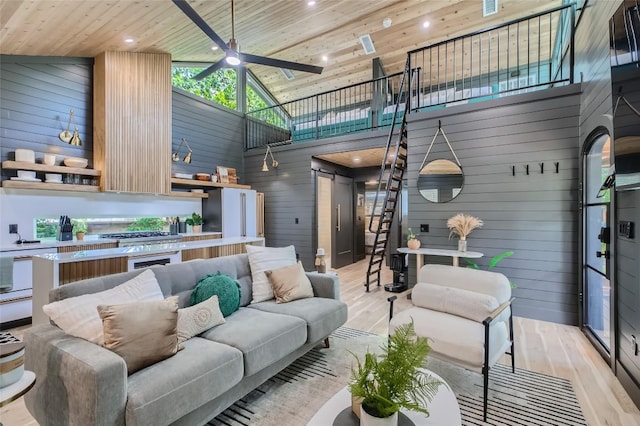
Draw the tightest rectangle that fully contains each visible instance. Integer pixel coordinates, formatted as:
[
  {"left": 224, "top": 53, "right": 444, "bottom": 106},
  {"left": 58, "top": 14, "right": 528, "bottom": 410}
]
[
  {"left": 458, "top": 238, "right": 467, "bottom": 252},
  {"left": 407, "top": 239, "right": 421, "bottom": 250},
  {"left": 360, "top": 406, "right": 398, "bottom": 426},
  {"left": 192, "top": 225, "right": 202, "bottom": 233}
]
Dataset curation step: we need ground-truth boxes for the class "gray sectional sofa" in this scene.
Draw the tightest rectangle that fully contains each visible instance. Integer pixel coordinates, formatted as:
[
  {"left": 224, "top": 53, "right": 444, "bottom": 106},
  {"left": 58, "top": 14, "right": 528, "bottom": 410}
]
[{"left": 24, "top": 253, "right": 348, "bottom": 426}]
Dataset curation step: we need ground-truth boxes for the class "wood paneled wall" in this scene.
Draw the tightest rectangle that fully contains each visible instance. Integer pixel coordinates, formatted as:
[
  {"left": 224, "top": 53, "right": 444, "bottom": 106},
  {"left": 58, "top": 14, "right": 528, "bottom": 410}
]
[
  {"left": 93, "top": 52, "right": 172, "bottom": 194},
  {"left": 0, "top": 56, "right": 93, "bottom": 175}
]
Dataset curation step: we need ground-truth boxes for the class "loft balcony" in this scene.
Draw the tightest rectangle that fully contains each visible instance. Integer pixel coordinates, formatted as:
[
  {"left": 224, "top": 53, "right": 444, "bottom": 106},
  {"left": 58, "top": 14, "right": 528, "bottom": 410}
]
[{"left": 246, "top": 3, "right": 577, "bottom": 151}]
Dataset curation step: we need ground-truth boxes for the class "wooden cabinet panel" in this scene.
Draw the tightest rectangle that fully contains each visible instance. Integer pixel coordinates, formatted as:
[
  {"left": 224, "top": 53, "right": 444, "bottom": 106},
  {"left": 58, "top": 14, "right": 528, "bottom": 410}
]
[
  {"left": 94, "top": 51, "right": 172, "bottom": 194},
  {"left": 57, "top": 242, "right": 118, "bottom": 253},
  {"left": 59, "top": 258, "right": 128, "bottom": 285}
]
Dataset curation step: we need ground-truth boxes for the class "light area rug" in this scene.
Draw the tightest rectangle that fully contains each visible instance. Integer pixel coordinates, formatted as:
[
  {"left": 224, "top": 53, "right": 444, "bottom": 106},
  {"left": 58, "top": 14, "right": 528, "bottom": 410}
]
[{"left": 207, "top": 327, "right": 587, "bottom": 426}]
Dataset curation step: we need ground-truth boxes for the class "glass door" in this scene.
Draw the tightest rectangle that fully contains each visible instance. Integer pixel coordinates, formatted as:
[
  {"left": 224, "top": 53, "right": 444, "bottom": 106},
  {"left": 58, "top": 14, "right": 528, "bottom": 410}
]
[{"left": 583, "top": 132, "right": 613, "bottom": 354}]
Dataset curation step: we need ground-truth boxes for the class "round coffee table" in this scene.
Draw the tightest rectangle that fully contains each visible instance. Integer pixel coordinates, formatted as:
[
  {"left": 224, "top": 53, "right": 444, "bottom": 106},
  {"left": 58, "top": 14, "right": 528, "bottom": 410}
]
[{"left": 306, "top": 369, "right": 461, "bottom": 425}]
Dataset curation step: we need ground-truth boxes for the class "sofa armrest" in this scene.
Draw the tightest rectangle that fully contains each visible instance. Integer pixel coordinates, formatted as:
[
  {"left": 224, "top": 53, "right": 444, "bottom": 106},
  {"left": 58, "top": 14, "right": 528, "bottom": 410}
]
[
  {"left": 306, "top": 272, "right": 340, "bottom": 300},
  {"left": 24, "top": 324, "right": 128, "bottom": 426}
]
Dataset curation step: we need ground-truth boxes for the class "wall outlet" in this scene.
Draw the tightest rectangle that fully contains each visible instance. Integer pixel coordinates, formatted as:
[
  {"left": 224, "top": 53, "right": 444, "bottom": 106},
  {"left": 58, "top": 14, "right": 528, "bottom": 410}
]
[
  {"left": 9, "top": 224, "right": 18, "bottom": 234},
  {"left": 420, "top": 224, "right": 429, "bottom": 233}
]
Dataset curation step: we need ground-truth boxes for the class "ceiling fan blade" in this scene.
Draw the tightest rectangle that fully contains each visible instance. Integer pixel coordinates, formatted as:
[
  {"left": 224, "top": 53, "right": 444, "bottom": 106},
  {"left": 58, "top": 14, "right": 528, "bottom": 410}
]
[
  {"left": 194, "top": 60, "right": 227, "bottom": 80},
  {"left": 242, "top": 53, "right": 323, "bottom": 74},
  {"left": 172, "top": 0, "right": 229, "bottom": 51}
]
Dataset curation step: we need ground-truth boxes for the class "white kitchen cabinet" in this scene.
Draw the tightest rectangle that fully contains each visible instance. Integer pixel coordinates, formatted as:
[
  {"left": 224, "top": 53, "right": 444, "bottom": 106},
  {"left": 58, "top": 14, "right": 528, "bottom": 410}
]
[
  {"left": 0, "top": 248, "right": 57, "bottom": 324},
  {"left": 203, "top": 188, "right": 257, "bottom": 238}
]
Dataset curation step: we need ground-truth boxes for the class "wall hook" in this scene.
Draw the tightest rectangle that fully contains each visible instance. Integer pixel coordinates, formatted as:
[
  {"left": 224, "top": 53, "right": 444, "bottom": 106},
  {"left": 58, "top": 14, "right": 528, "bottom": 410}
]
[
  {"left": 540, "top": 163, "right": 544, "bottom": 174},
  {"left": 555, "top": 162, "right": 559, "bottom": 173},
  {"left": 525, "top": 164, "right": 529, "bottom": 175},
  {"left": 512, "top": 165, "right": 515, "bottom": 176}
]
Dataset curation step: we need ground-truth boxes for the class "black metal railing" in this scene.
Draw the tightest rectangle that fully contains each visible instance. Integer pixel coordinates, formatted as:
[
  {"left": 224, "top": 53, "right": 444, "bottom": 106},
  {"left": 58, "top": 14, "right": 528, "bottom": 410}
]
[
  {"left": 246, "top": 3, "right": 577, "bottom": 150},
  {"left": 610, "top": 0, "right": 640, "bottom": 67}
]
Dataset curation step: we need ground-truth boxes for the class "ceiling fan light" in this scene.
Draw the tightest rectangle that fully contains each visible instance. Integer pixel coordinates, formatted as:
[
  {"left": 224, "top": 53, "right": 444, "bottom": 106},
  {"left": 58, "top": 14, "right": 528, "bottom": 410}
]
[{"left": 226, "top": 52, "right": 241, "bottom": 66}]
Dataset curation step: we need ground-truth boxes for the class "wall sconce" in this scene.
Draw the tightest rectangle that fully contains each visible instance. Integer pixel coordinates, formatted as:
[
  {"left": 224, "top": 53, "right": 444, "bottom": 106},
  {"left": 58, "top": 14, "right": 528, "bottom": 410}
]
[
  {"left": 262, "top": 145, "right": 279, "bottom": 172},
  {"left": 172, "top": 138, "right": 193, "bottom": 164}
]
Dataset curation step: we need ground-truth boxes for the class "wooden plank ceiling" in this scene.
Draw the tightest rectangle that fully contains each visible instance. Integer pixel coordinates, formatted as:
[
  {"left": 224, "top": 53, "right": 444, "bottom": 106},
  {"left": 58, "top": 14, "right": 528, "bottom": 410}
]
[{"left": 1, "top": 0, "right": 560, "bottom": 104}]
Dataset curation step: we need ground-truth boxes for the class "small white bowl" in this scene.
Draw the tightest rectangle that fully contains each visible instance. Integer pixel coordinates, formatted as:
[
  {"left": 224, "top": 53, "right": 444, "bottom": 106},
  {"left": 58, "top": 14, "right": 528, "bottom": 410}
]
[
  {"left": 45, "top": 173, "right": 63, "bottom": 182},
  {"left": 15, "top": 149, "right": 35, "bottom": 163},
  {"left": 191, "top": 189, "right": 204, "bottom": 193},
  {"left": 17, "top": 170, "right": 36, "bottom": 179},
  {"left": 63, "top": 157, "right": 89, "bottom": 168}
]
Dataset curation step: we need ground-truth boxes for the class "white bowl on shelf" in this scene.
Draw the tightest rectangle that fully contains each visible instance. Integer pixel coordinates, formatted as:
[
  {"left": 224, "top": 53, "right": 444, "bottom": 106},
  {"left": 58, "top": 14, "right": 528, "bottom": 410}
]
[
  {"left": 15, "top": 149, "right": 35, "bottom": 163},
  {"left": 63, "top": 157, "right": 89, "bottom": 168},
  {"left": 191, "top": 189, "right": 204, "bottom": 193},
  {"left": 45, "top": 173, "right": 63, "bottom": 182},
  {"left": 17, "top": 170, "right": 36, "bottom": 180}
]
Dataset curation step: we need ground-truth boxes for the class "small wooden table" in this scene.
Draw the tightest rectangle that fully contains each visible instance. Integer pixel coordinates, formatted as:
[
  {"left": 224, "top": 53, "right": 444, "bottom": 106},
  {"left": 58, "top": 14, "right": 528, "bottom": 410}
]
[
  {"left": 397, "top": 247, "right": 483, "bottom": 269},
  {"left": 306, "top": 369, "right": 461, "bottom": 425}
]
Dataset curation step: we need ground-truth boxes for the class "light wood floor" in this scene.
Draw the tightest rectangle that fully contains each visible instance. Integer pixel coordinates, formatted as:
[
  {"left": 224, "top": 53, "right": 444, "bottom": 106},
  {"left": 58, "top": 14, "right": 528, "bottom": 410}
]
[{"left": 2, "top": 259, "right": 640, "bottom": 425}]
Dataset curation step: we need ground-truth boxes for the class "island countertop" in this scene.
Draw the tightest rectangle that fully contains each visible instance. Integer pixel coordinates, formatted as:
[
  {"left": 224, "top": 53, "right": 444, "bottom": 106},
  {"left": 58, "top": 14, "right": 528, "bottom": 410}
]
[{"left": 33, "top": 236, "right": 263, "bottom": 263}]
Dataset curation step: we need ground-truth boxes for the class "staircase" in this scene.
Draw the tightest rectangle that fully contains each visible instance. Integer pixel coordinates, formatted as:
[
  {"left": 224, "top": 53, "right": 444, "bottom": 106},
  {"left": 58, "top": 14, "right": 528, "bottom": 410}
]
[{"left": 365, "top": 61, "right": 412, "bottom": 292}]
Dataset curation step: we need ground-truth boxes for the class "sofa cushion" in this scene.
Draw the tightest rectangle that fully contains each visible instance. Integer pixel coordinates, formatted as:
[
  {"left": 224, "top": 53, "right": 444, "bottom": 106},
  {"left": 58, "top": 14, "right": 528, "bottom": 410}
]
[
  {"left": 248, "top": 297, "right": 347, "bottom": 343},
  {"left": 411, "top": 282, "right": 499, "bottom": 323},
  {"left": 43, "top": 269, "right": 164, "bottom": 345},
  {"left": 126, "top": 337, "right": 243, "bottom": 426},
  {"left": 265, "top": 261, "right": 314, "bottom": 303},
  {"left": 190, "top": 273, "right": 240, "bottom": 317},
  {"left": 177, "top": 295, "right": 225, "bottom": 343},
  {"left": 98, "top": 296, "right": 180, "bottom": 374},
  {"left": 246, "top": 245, "right": 297, "bottom": 303},
  {"left": 200, "top": 307, "right": 307, "bottom": 376},
  {"left": 389, "top": 306, "right": 510, "bottom": 372}
]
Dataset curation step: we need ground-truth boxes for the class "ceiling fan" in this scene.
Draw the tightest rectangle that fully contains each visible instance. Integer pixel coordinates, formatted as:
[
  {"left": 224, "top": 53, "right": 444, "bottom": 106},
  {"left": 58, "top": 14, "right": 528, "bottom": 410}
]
[{"left": 172, "top": 0, "right": 324, "bottom": 80}]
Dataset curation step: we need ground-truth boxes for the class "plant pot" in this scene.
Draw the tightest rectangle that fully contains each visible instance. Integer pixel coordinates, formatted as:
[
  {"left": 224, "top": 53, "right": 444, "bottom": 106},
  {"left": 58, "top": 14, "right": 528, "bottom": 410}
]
[
  {"left": 457, "top": 238, "right": 467, "bottom": 252},
  {"left": 192, "top": 225, "right": 202, "bottom": 233},
  {"left": 360, "top": 406, "right": 398, "bottom": 426},
  {"left": 407, "top": 238, "right": 421, "bottom": 250},
  {"left": 75, "top": 232, "right": 85, "bottom": 241}
]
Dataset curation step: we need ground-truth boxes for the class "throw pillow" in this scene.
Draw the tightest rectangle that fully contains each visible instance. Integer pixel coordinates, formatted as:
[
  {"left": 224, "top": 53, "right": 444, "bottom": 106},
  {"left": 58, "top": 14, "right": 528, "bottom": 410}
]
[
  {"left": 177, "top": 295, "right": 225, "bottom": 343},
  {"left": 246, "top": 245, "right": 297, "bottom": 303},
  {"left": 190, "top": 273, "right": 240, "bottom": 317},
  {"left": 98, "top": 296, "right": 180, "bottom": 374},
  {"left": 42, "top": 269, "right": 164, "bottom": 345},
  {"left": 412, "top": 282, "right": 499, "bottom": 323},
  {"left": 265, "top": 261, "right": 314, "bottom": 304}
]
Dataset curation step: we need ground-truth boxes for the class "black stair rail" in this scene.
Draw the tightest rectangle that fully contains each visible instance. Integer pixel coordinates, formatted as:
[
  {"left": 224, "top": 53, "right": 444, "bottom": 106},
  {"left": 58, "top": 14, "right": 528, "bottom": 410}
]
[{"left": 365, "top": 59, "right": 413, "bottom": 292}]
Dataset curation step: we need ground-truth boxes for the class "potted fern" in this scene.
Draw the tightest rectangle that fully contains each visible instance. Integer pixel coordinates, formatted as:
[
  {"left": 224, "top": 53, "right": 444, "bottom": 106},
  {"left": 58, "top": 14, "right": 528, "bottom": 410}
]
[
  {"left": 185, "top": 212, "right": 203, "bottom": 233},
  {"left": 348, "top": 321, "right": 442, "bottom": 425}
]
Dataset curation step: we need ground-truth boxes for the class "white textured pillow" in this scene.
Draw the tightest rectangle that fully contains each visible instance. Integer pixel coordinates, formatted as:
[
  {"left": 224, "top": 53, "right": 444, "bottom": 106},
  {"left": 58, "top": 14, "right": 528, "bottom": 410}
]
[
  {"left": 246, "top": 245, "right": 297, "bottom": 303},
  {"left": 412, "top": 282, "right": 499, "bottom": 323},
  {"left": 42, "top": 269, "right": 164, "bottom": 345},
  {"left": 177, "top": 295, "right": 225, "bottom": 343}
]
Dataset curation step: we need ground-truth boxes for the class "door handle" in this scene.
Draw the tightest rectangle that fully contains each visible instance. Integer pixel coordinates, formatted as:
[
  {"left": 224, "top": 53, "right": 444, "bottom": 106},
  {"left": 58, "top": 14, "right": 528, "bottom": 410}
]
[
  {"left": 336, "top": 204, "right": 341, "bottom": 231},
  {"left": 596, "top": 250, "right": 610, "bottom": 259}
]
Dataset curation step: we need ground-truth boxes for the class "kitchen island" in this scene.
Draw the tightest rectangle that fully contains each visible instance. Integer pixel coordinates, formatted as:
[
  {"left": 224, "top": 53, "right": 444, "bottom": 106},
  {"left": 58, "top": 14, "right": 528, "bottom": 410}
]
[{"left": 31, "top": 236, "right": 264, "bottom": 325}]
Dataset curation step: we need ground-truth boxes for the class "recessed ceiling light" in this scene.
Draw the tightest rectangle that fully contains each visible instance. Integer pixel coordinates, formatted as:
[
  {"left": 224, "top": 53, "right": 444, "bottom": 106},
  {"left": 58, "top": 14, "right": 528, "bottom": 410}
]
[
  {"left": 383, "top": 18, "right": 392, "bottom": 28},
  {"left": 308, "top": 1, "right": 316, "bottom": 6},
  {"left": 124, "top": 38, "right": 135, "bottom": 44},
  {"left": 322, "top": 55, "right": 328, "bottom": 62},
  {"left": 211, "top": 46, "right": 219, "bottom": 51},
  {"left": 422, "top": 21, "right": 430, "bottom": 28},
  {"left": 353, "top": 157, "right": 362, "bottom": 163}
]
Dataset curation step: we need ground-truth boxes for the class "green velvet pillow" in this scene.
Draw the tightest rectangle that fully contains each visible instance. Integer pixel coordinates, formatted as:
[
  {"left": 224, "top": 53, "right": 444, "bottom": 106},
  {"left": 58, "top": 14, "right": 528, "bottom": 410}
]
[{"left": 190, "top": 272, "right": 241, "bottom": 317}]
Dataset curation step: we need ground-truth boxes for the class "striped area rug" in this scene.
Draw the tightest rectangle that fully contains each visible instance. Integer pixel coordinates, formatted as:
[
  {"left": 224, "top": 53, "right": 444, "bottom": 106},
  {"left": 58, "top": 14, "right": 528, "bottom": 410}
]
[{"left": 207, "top": 327, "right": 587, "bottom": 426}]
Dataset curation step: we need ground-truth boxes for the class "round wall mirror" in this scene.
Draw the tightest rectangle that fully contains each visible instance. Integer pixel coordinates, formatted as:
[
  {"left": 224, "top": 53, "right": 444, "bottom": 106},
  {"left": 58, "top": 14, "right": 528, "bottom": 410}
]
[{"left": 417, "top": 159, "right": 464, "bottom": 203}]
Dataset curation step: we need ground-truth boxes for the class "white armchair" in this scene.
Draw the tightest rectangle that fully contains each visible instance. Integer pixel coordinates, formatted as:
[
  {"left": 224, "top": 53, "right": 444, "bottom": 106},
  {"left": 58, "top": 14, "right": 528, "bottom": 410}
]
[{"left": 388, "top": 264, "right": 515, "bottom": 422}]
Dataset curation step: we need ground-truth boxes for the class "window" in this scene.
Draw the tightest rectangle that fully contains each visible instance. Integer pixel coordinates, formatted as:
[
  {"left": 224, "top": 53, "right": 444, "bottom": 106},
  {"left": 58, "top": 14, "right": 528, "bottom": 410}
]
[{"left": 172, "top": 67, "right": 237, "bottom": 110}]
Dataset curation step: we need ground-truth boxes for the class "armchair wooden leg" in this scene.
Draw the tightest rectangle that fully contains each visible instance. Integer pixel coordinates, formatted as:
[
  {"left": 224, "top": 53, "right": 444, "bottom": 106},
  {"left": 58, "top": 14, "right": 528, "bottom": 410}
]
[{"left": 323, "top": 337, "right": 330, "bottom": 348}]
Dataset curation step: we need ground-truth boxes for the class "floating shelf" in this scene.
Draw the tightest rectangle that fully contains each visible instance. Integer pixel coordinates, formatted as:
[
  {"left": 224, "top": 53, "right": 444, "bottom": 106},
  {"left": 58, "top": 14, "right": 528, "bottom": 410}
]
[
  {"left": 2, "top": 161, "right": 101, "bottom": 176},
  {"left": 171, "top": 178, "right": 250, "bottom": 189},
  {"left": 1, "top": 181, "right": 100, "bottom": 192},
  {"left": 168, "top": 191, "right": 209, "bottom": 199}
]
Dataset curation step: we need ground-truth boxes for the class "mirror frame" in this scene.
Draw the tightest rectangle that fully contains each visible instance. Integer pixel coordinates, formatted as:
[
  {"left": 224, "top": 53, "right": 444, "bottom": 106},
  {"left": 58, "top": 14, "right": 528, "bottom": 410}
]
[{"left": 417, "top": 158, "right": 464, "bottom": 203}]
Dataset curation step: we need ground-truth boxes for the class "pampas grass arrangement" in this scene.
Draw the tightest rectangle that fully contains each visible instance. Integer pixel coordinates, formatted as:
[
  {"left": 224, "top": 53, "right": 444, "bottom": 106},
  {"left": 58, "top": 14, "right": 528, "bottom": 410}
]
[{"left": 447, "top": 213, "right": 483, "bottom": 240}]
